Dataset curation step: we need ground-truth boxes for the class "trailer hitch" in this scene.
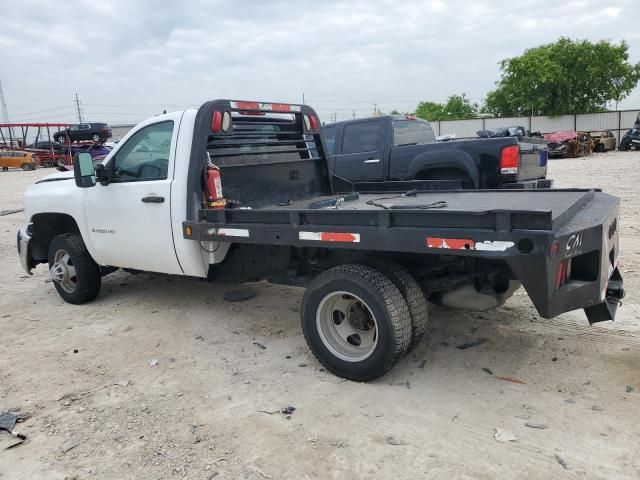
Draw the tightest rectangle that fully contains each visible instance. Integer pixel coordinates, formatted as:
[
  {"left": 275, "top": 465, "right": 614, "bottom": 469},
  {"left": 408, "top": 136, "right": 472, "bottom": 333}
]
[{"left": 584, "top": 268, "right": 624, "bottom": 324}]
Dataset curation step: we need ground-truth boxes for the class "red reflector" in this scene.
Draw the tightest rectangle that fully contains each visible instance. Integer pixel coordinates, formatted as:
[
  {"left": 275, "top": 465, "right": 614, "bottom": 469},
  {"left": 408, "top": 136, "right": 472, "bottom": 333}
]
[
  {"left": 235, "top": 101, "right": 259, "bottom": 110},
  {"left": 549, "top": 240, "right": 559, "bottom": 257},
  {"left": 555, "top": 259, "right": 570, "bottom": 290},
  {"left": 270, "top": 103, "right": 291, "bottom": 112},
  {"left": 500, "top": 144, "right": 519, "bottom": 174},
  {"left": 211, "top": 111, "right": 222, "bottom": 133},
  {"left": 427, "top": 237, "right": 475, "bottom": 250},
  {"left": 309, "top": 114, "right": 319, "bottom": 132}
]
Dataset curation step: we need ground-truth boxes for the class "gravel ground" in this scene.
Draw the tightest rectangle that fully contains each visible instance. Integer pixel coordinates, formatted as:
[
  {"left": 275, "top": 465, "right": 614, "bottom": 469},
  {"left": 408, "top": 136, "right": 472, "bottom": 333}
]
[{"left": 0, "top": 152, "right": 639, "bottom": 479}]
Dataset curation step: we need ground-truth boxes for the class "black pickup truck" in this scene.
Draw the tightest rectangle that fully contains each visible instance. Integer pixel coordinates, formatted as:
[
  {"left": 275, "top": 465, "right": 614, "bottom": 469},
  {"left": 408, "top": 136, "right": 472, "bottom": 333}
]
[{"left": 322, "top": 116, "right": 550, "bottom": 189}]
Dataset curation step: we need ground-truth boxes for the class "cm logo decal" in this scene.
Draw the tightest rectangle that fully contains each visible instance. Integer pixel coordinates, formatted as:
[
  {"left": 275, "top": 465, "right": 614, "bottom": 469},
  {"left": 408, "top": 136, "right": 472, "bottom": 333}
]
[{"left": 565, "top": 232, "right": 583, "bottom": 257}]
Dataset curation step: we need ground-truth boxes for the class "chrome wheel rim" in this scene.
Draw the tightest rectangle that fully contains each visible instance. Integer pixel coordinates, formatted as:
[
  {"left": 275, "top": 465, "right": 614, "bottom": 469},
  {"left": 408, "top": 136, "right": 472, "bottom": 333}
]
[
  {"left": 50, "top": 249, "right": 76, "bottom": 293},
  {"left": 316, "top": 291, "right": 378, "bottom": 362}
]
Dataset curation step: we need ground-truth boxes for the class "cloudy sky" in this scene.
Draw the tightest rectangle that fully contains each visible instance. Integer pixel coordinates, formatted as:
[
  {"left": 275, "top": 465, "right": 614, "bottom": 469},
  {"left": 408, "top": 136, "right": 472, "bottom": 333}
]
[{"left": 2, "top": 0, "right": 639, "bottom": 125}]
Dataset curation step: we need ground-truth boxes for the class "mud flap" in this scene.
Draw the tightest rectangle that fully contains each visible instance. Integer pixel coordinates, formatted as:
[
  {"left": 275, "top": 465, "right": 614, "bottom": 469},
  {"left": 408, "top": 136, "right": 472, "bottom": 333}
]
[{"left": 584, "top": 268, "right": 624, "bottom": 324}]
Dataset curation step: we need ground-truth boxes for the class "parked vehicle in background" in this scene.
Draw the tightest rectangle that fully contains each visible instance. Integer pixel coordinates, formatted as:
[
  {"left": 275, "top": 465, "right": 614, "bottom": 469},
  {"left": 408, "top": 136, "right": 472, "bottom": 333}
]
[
  {"left": 323, "top": 116, "right": 549, "bottom": 189},
  {"left": 590, "top": 131, "right": 616, "bottom": 152},
  {"left": 476, "top": 126, "right": 527, "bottom": 138},
  {"left": 619, "top": 128, "right": 640, "bottom": 151},
  {"left": 436, "top": 134, "right": 456, "bottom": 142},
  {"left": 544, "top": 131, "right": 593, "bottom": 158},
  {"left": 27, "top": 141, "right": 67, "bottom": 153},
  {"left": 635, "top": 112, "right": 640, "bottom": 128},
  {"left": 0, "top": 150, "right": 36, "bottom": 170},
  {"left": 53, "top": 123, "right": 112, "bottom": 143}
]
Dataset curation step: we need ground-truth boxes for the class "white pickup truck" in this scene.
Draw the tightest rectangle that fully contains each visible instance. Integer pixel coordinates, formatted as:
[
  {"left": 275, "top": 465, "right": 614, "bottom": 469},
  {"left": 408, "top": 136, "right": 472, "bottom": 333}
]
[{"left": 17, "top": 99, "right": 624, "bottom": 381}]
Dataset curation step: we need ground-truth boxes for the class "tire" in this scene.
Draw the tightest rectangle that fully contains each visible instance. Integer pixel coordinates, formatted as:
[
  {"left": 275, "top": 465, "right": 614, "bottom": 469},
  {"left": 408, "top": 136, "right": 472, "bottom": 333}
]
[
  {"left": 360, "top": 258, "right": 428, "bottom": 351},
  {"left": 48, "top": 234, "right": 101, "bottom": 304},
  {"left": 92, "top": 134, "right": 102, "bottom": 142},
  {"left": 21, "top": 163, "right": 33, "bottom": 171},
  {"left": 56, "top": 157, "right": 67, "bottom": 167},
  {"left": 301, "top": 263, "right": 412, "bottom": 381},
  {"left": 42, "top": 158, "right": 54, "bottom": 168}
]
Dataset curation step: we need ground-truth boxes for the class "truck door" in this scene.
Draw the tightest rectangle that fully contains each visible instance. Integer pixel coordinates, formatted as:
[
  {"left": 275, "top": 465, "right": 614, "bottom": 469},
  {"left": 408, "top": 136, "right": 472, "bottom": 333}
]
[
  {"left": 83, "top": 115, "right": 183, "bottom": 274},
  {"left": 332, "top": 120, "right": 385, "bottom": 182}
]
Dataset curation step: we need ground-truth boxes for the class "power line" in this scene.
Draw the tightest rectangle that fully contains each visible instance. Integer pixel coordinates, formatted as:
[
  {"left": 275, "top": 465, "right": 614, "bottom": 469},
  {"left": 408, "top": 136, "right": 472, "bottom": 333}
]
[
  {"left": 74, "top": 93, "right": 84, "bottom": 123},
  {"left": 0, "top": 79, "right": 9, "bottom": 123}
]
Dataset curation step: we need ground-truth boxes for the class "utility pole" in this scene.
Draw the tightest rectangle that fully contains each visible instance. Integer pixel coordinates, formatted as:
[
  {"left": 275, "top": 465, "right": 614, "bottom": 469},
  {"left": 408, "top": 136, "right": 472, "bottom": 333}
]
[
  {"left": 352, "top": 109, "right": 356, "bottom": 119},
  {"left": 0, "top": 79, "right": 9, "bottom": 123},
  {"left": 373, "top": 103, "right": 378, "bottom": 116},
  {"left": 302, "top": 92, "right": 305, "bottom": 105},
  {"left": 74, "top": 93, "right": 83, "bottom": 123}
]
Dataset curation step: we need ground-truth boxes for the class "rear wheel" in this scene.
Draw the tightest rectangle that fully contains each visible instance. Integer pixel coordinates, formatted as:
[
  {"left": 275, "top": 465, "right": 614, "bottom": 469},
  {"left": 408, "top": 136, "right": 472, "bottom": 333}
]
[
  {"left": 21, "top": 163, "right": 34, "bottom": 171},
  {"left": 48, "top": 234, "right": 101, "bottom": 304},
  {"left": 56, "top": 157, "right": 67, "bottom": 167},
  {"left": 360, "top": 259, "right": 428, "bottom": 351},
  {"left": 42, "top": 157, "right": 54, "bottom": 168},
  {"left": 301, "top": 263, "right": 412, "bottom": 381},
  {"left": 92, "top": 134, "right": 101, "bottom": 142}
]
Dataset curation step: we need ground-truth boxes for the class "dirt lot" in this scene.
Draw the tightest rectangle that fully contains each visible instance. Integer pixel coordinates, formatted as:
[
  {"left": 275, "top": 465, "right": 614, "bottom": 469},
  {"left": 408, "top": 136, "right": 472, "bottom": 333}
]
[{"left": 1, "top": 152, "right": 639, "bottom": 479}]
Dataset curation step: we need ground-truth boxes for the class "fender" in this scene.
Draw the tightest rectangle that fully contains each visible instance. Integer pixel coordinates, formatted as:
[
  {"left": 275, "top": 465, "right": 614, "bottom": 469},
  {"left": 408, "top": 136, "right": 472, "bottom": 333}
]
[{"left": 407, "top": 150, "right": 479, "bottom": 188}]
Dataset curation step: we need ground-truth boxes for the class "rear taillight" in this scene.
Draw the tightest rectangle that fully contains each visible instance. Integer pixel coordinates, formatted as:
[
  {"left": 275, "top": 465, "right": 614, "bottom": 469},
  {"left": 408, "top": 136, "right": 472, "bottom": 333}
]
[
  {"left": 555, "top": 259, "right": 571, "bottom": 290},
  {"left": 304, "top": 114, "right": 319, "bottom": 132},
  {"left": 211, "top": 111, "right": 222, "bottom": 133},
  {"left": 500, "top": 144, "right": 519, "bottom": 175}
]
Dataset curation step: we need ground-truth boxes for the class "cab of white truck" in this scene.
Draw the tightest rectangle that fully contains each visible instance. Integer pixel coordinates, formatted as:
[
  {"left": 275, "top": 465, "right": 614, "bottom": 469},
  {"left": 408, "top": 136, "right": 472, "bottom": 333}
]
[{"left": 19, "top": 108, "right": 227, "bottom": 286}]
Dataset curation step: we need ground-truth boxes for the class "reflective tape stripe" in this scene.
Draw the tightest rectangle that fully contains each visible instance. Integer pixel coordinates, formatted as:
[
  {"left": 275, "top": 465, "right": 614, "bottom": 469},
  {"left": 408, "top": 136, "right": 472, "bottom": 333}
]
[
  {"left": 427, "top": 237, "right": 515, "bottom": 252},
  {"left": 427, "top": 237, "right": 474, "bottom": 250},
  {"left": 207, "top": 227, "right": 249, "bottom": 238},
  {"left": 229, "top": 101, "right": 301, "bottom": 112},
  {"left": 299, "top": 231, "right": 360, "bottom": 243}
]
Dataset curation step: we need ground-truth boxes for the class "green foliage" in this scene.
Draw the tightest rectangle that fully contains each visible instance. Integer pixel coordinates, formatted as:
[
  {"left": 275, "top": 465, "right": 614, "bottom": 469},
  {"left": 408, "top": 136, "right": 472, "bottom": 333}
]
[
  {"left": 415, "top": 93, "right": 479, "bottom": 121},
  {"left": 484, "top": 38, "right": 640, "bottom": 116}
]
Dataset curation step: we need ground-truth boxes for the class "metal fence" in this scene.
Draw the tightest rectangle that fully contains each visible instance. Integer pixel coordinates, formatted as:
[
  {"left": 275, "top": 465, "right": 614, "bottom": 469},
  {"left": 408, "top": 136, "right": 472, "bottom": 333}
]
[{"left": 433, "top": 109, "right": 640, "bottom": 142}]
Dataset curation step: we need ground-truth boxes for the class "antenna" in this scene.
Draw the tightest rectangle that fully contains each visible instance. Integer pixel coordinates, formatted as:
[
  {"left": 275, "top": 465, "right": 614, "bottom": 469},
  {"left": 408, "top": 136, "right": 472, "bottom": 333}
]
[
  {"left": 0, "top": 79, "right": 9, "bottom": 123},
  {"left": 74, "top": 93, "right": 84, "bottom": 123}
]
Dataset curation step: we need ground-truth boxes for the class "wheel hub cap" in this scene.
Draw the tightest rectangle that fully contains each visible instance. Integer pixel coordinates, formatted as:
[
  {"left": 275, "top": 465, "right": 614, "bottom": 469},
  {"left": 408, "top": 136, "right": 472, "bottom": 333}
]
[
  {"left": 316, "top": 291, "right": 378, "bottom": 362},
  {"left": 50, "top": 249, "right": 77, "bottom": 293}
]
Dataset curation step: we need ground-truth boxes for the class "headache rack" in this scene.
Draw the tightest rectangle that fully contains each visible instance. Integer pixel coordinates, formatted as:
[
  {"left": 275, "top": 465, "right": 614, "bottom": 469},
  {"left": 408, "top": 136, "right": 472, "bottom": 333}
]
[{"left": 186, "top": 100, "right": 332, "bottom": 217}]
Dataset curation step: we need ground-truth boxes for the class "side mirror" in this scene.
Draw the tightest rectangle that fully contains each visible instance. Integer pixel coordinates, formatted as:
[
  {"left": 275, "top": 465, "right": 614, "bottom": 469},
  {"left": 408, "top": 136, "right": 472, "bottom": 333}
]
[{"left": 73, "top": 152, "right": 96, "bottom": 188}]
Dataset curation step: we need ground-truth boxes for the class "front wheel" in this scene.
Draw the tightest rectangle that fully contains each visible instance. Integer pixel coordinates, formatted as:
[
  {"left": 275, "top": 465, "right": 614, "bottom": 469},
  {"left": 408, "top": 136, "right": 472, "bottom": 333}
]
[
  {"left": 301, "top": 264, "right": 412, "bottom": 381},
  {"left": 92, "top": 134, "right": 101, "bottom": 142},
  {"left": 48, "top": 234, "right": 101, "bottom": 304},
  {"left": 21, "top": 163, "right": 35, "bottom": 171},
  {"left": 55, "top": 157, "right": 67, "bottom": 167}
]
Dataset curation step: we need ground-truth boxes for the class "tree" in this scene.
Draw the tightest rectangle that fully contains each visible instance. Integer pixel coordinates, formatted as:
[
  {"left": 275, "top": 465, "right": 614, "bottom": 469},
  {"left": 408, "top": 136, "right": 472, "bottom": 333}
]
[
  {"left": 415, "top": 93, "right": 478, "bottom": 121},
  {"left": 484, "top": 38, "right": 640, "bottom": 117}
]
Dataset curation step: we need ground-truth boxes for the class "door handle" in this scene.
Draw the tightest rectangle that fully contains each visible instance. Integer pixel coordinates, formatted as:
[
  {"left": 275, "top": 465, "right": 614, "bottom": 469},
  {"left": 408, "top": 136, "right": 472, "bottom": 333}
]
[
  {"left": 363, "top": 158, "right": 381, "bottom": 164},
  {"left": 141, "top": 195, "right": 164, "bottom": 203}
]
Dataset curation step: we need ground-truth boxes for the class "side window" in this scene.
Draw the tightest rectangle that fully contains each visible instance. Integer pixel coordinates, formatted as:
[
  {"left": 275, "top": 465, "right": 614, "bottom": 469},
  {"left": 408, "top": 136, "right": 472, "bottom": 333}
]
[
  {"left": 112, "top": 121, "right": 174, "bottom": 182},
  {"left": 393, "top": 120, "right": 436, "bottom": 146},
  {"left": 322, "top": 126, "right": 336, "bottom": 154},
  {"left": 342, "top": 121, "right": 383, "bottom": 154}
]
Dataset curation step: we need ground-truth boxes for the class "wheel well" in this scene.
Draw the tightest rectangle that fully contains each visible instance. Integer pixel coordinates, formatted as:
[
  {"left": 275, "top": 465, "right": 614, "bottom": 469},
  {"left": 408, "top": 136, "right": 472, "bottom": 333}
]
[
  {"left": 30, "top": 213, "right": 81, "bottom": 262},
  {"left": 414, "top": 167, "right": 473, "bottom": 188}
]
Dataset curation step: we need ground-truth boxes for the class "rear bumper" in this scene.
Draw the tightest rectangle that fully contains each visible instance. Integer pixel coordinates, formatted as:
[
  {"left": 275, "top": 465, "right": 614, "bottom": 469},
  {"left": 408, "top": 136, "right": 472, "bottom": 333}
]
[{"left": 16, "top": 224, "right": 34, "bottom": 274}]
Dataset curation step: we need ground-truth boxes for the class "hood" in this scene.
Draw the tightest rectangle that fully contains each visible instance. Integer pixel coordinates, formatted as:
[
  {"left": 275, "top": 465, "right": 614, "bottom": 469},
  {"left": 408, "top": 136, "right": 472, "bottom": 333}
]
[{"left": 35, "top": 170, "right": 74, "bottom": 184}]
